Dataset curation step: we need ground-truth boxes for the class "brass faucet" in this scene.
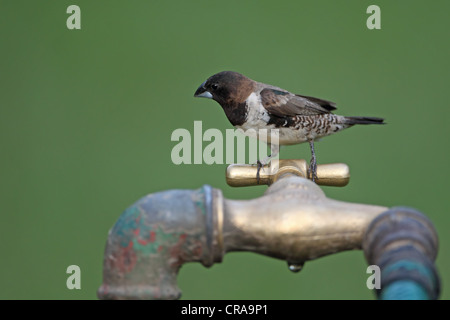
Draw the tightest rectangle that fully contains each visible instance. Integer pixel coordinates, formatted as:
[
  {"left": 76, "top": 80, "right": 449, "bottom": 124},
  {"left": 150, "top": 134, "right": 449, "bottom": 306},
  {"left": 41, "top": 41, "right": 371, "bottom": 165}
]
[{"left": 98, "top": 160, "right": 394, "bottom": 299}]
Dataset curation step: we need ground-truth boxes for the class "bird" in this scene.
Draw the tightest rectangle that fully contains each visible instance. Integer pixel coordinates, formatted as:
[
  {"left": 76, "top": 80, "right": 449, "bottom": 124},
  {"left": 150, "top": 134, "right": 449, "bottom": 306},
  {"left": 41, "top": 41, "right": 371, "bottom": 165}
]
[{"left": 194, "top": 71, "right": 384, "bottom": 183}]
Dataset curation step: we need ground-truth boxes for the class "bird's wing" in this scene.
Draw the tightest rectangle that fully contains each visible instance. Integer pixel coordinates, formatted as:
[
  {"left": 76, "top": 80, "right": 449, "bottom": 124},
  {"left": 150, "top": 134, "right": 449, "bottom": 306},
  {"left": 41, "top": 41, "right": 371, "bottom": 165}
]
[{"left": 260, "top": 88, "right": 336, "bottom": 117}]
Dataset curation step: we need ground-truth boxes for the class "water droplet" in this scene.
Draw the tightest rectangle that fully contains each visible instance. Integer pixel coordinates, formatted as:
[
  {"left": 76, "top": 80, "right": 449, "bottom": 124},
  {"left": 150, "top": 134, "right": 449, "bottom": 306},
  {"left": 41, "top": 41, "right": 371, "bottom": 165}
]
[{"left": 287, "top": 261, "right": 304, "bottom": 273}]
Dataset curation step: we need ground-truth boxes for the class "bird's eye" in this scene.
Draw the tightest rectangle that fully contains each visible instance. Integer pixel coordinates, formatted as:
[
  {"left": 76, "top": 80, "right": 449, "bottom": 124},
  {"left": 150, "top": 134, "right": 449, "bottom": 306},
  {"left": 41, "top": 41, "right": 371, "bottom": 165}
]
[{"left": 211, "top": 84, "right": 218, "bottom": 90}]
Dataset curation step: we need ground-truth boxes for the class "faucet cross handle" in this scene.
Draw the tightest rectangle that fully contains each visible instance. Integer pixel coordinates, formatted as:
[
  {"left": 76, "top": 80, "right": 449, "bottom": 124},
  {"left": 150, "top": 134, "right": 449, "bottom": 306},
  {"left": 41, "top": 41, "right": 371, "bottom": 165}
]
[{"left": 226, "top": 159, "right": 350, "bottom": 187}]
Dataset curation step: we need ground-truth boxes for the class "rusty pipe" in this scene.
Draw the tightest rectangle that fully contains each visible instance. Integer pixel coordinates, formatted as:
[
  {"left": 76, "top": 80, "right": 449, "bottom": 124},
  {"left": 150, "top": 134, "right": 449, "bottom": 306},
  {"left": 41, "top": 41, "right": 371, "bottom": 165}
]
[
  {"left": 98, "top": 175, "right": 387, "bottom": 300},
  {"left": 97, "top": 185, "right": 223, "bottom": 300}
]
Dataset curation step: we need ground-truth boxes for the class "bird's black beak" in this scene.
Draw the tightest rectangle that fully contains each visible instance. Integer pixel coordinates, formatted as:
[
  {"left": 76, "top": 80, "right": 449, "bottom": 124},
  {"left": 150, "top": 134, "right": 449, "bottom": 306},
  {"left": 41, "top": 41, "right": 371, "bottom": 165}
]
[{"left": 194, "top": 81, "right": 213, "bottom": 99}]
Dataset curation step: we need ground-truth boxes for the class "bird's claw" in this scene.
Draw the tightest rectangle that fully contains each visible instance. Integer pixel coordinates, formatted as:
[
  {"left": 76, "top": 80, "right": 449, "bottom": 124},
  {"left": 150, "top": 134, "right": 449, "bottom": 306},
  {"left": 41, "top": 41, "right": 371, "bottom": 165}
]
[{"left": 256, "top": 160, "right": 263, "bottom": 184}]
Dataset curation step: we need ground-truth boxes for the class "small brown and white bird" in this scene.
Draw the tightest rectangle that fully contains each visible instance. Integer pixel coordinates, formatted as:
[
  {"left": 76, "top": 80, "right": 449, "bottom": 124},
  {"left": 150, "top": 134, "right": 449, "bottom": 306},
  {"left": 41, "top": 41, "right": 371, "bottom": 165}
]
[{"left": 194, "top": 71, "right": 384, "bottom": 182}]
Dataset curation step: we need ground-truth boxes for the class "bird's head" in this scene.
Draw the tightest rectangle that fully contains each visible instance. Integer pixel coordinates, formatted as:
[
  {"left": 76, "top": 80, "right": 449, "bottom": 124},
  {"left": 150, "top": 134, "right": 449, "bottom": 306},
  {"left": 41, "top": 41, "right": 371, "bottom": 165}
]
[{"left": 194, "top": 71, "right": 255, "bottom": 106}]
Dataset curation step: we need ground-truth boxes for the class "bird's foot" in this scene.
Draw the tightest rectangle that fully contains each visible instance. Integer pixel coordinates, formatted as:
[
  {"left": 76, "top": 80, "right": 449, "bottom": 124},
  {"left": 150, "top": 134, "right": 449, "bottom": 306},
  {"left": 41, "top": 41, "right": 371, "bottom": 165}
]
[
  {"left": 252, "top": 156, "right": 272, "bottom": 185},
  {"left": 308, "top": 158, "right": 318, "bottom": 183},
  {"left": 256, "top": 160, "right": 263, "bottom": 184}
]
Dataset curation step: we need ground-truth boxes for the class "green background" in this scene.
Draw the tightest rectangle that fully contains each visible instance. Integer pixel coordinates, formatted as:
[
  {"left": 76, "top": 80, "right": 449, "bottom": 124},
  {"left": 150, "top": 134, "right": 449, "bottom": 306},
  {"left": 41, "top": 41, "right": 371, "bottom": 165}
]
[{"left": 0, "top": 0, "right": 449, "bottom": 299}]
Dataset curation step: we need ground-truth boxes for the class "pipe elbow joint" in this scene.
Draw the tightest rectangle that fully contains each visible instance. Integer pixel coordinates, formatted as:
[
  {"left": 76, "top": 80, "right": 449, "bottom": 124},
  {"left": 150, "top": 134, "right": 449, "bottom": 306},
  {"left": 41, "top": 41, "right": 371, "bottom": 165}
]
[{"left": 97, "top": 185, "right": 223, "bottom": 300}]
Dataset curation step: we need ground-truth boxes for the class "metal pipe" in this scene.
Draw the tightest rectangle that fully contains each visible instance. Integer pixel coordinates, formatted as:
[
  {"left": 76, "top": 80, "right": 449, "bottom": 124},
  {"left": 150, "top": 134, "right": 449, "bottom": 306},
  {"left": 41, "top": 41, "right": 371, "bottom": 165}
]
[
  {"left": 98, "top": 174, "right": 387, "bottom": 300},
  {"left": 97, "top": 185, "right": 224, "bottom": 300},
  {"left": 363, "top": 207, "right": 440, "bottom": 299}
]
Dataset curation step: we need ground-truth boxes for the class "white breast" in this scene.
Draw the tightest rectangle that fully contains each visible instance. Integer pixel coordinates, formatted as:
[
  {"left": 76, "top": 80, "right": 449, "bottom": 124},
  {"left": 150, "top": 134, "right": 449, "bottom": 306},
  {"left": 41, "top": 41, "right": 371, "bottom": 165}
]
[
  {"left": 235, "top": 92, "right": 276, "bottom": 143},
  {"left": 239, "top": 92, "right": 271, "bottom": 130}
]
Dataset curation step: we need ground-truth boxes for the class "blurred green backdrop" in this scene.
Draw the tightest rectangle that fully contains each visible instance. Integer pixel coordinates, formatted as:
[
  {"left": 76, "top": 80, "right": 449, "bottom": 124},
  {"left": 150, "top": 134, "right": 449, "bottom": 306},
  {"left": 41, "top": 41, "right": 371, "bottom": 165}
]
[{"left": 0, "top": 0, "right": 449, "bottom": 300}]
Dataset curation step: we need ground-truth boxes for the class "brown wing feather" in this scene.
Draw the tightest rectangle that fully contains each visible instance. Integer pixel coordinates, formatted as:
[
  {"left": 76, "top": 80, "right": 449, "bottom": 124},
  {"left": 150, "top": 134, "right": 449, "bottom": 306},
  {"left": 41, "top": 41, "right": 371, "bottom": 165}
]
[
  {"left": 295, "top": 94, "right": 336, "bottom": 111},
  {"left": 260, "top": 88, "right": 336, "bottom": 117}
]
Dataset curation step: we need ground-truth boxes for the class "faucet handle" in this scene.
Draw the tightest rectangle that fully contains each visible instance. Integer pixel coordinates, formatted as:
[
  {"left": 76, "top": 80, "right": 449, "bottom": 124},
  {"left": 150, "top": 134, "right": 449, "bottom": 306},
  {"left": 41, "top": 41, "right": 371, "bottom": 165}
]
[{"left": 226, "top": 159, "right": 350, "bottom": 187}]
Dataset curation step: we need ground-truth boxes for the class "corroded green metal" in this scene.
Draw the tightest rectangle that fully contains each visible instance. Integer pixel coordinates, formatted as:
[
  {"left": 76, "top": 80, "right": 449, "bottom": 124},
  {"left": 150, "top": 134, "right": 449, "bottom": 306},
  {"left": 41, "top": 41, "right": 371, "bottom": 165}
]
[
  {"left": 98, "top": 185, "right": 221, "bottom": 300},
  {"left": 363, "top": 207, "right": 440, "bottom": 300}
]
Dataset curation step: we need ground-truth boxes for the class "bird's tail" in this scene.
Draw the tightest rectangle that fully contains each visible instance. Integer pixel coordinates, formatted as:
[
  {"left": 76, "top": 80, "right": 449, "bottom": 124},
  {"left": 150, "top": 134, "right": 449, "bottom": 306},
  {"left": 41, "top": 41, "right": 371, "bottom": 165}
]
[{"left": 344, "top": 116, "right": 385, "bottom": 125}]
